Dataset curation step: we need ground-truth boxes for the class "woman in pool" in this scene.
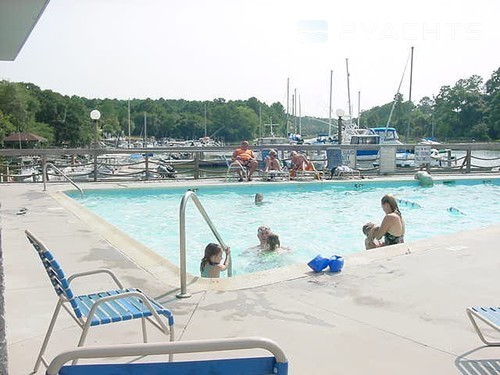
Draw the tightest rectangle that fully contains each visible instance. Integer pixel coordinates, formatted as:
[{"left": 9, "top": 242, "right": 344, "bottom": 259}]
[
  {"left": 369, "top": 194, "right": 405, "bottom": 246},
  {"left": 200, "top": 243, "right": 231, "bottom": 278}
]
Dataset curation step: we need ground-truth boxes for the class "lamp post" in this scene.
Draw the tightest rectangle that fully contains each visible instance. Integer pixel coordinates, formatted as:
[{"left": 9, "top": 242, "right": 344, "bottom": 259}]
[
  {"left": 90, "top": 109, "right": 101, "bottom": 148},
  {"left": 336, "top": 108, "right": 345, "bottom": 145},
  {"left": 90, "top": 110, "right": 101, "bottom": 182}
]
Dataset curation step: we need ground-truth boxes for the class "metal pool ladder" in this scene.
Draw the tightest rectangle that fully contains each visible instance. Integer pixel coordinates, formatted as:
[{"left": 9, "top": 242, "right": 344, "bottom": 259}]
[
  {"left": 177, "top": 190, "right": 231, "bottom": 298},
  {"left": 43, "top": 162, "right": 83, "bottom": 195}
]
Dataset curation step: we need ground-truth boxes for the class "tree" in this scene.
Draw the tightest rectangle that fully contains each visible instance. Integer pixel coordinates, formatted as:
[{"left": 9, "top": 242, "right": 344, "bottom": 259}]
[
  {"left": 470, "top": 122, "right": 490, "bottom": 141},
  {"left": 433, "top": 75, "right": 485, "bottom": 140},
  {"left": 0, "top": 110, "right": 15, "bottom": 145},
  {"left": 408, "top": 96, "right": 434, "bottom": 139},
  {"left": 485, "top": 67, "right": 500, "bottom": 139},
  {"left": 0, "top": 81, "right": 39, "bottom": 132},
  {"left": 53, "top": 96, "right": 90, "bottom": 147}
]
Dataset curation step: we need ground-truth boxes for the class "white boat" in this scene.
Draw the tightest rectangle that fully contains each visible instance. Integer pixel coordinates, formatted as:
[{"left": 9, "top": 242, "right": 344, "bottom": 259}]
[
  {"left": 350, "top": 127, "right": 407, "bottom": 161},
  {"left": 255, "top": 136, "right": 290, "bottom": 146},
  {"left": 429, "top": 148, "right": 457, "bottom": 167}
]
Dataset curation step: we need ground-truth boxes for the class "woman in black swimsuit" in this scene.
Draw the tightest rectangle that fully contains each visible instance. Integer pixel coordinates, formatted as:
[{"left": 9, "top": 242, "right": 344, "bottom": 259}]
[{"left": 369, "top": 194, "right": 405, "bottom": 246}]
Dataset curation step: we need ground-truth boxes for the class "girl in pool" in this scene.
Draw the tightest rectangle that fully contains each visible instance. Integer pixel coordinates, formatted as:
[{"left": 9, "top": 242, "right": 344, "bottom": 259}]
[{"left": 200, "top": 243, "right": 231, "bottom": 278}]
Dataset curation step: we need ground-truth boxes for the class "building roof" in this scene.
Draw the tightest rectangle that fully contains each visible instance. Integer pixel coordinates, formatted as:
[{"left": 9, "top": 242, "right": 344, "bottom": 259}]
[
  {"left": 3, "top": 132, "right": 47, "bottom": 143},
  {"left": 0, "top": 0, "right": 51, "bottom": 61}
]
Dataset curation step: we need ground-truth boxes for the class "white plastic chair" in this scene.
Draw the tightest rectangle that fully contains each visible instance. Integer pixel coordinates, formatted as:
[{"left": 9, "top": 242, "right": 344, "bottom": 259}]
[{"left": 224, "top": 156, "right": 248, "bottom": 181}]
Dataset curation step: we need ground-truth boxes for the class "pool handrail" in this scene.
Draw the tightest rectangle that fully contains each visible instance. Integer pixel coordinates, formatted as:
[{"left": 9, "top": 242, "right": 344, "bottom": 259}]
[
  {"left": 43, "top": 162, "right": 83, "bottom": 195},
  {"left": 178, "top": 190, "right": 231, "bottom": 298}
]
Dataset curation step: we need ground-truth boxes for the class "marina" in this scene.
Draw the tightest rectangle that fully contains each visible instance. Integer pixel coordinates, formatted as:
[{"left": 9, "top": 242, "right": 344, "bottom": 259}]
[
  {"left": 1, "top": 143, "right": 499, "bottom": 184},
  {"left": 1, "top": 2, "right": 500, "bottom": 374}
]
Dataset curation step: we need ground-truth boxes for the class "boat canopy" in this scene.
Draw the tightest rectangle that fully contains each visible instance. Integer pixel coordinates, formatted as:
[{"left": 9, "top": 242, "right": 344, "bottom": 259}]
[
  {"left": 368, "top": 127, "right": 399, "bottom": 141},
  {"left": 350, "top": 134, "right": 381, "bottom": 145}
]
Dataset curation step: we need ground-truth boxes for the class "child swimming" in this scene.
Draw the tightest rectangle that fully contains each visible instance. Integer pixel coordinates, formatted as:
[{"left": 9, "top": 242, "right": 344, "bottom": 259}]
[
  {"left": 200, "top": 243, "right": 231, "bottom": 278},
  {"left": 263, "top": 233, "right": 289, "bottom": 253}
]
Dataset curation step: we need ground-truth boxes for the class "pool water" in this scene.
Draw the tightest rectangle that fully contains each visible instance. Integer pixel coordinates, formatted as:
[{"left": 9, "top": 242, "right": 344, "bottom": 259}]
[{"left": 68, "top": 178, "right": 500, "bottom": 276}]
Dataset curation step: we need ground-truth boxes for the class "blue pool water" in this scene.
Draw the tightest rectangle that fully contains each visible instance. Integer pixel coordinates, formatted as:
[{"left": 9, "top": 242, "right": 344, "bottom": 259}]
[{"left": 67, "top": 178, "right": 500, "bottom": 276}]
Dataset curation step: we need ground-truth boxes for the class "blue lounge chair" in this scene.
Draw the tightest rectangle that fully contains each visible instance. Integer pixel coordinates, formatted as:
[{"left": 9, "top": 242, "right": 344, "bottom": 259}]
[
  {"left": 25, "top": 230, "right": 175, "bottom": 373},
  {"left": 466, "top": 306, "right": 500, "bottom": 346},
  {"left": 46, "top": 337, "right": 289, "bottom": 375}
]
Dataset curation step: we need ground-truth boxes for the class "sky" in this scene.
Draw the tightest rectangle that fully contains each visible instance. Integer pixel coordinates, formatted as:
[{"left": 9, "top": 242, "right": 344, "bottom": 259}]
[{"left": 1, "top": 0, "right": 499, "bottom": 119}]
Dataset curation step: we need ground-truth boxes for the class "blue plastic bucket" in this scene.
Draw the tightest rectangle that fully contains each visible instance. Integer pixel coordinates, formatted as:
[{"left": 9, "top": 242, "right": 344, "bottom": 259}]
[
  {"left": 307, "top": 255, "right": 330, "bottom": 273},
  {"left": 328, "top": 255, "right": 344, "bottom": 272}
]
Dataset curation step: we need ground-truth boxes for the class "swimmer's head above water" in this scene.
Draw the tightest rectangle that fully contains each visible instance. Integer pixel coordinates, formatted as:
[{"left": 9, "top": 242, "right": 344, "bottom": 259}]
[{"left": 255, "top": 193, "right": 264, "bottom": 204}]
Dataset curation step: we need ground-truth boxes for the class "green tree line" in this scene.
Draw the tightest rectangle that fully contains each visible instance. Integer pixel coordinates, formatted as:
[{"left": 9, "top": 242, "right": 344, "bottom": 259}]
[
  {"left": 0, "top": 83, "right": 287, "bottom": 147},
  {"left": 359, "top": 67, "right": 500, "bottom": 142},
  {"left": 1, "top": 66, "right": 499, "bottom": 147}
]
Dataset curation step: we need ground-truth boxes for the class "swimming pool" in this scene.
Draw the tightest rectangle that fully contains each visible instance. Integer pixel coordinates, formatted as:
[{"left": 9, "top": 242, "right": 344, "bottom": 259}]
[{"left": 67, "top": 178, "right": 500, "bottom": 276}]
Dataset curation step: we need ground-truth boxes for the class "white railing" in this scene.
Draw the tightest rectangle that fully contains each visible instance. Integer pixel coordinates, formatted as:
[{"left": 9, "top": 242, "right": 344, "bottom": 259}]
[
  {"left": 177, "top": 190, "right": 231, "bottom": 298},
  {"left": 43, "top": 162, "right": 83, "bottom": 195}
]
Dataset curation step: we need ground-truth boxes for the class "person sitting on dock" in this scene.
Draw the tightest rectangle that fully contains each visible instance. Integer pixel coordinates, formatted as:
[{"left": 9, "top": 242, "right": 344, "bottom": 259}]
[
  {"left": 289, "top": 151, "right": 320, "bottom": 179},
  {"left": 232, "top": 140, "right": 258, "bottom": 181},
  {"left": 264, "top": 149, "right": 282, "bottom": 172}
]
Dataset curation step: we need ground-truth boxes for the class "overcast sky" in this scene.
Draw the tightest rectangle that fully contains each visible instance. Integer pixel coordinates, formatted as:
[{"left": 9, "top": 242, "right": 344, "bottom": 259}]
[{"left": 1, "top": 0, "right": 499, "bottom": 118}]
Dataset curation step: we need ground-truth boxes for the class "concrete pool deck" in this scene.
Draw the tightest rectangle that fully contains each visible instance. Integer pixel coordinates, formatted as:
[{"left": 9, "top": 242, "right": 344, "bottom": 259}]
[{"left": 1, "top": 180, "right": 500, "bottom": 374}]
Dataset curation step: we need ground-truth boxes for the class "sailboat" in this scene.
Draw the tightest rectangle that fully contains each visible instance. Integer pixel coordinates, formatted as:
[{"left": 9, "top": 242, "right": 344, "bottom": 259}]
[{"left": 348, "top": 49, "right": 418, "bottom": 166}]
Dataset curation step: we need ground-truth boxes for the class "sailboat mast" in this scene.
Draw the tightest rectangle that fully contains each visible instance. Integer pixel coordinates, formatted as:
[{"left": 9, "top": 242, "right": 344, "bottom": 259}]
[
  {"left": 357, "top": 91, "right": 361, "bottom": 126},
  {"left": 407, "top": 46, "right": 415, "bottom": 141},
  {"left": 204, "top": 102, "right": 207, "bottom": 138},
  {"left": 143, "top": 112, "right": 147, "bottom": 147},
  {"left": 299, "top": 94, "right": 302, "bottom": 135},
  {"left": 294, "top": 88, "right": 297, "bottom": 133},
  {"left": 286, "top": 78, "right": 290, "bottom": 135},
  {"left": 346, "top": 58, "right": 352, "bottom": 117},
  {"left": 127, "top": 99, "right": 131, "bottom": 148},
  {"left": 409, "top": 46, "right": 414, "bottom": 103},
  {"left": 386, "top": 51, "right": 411, "bottom": 131},
  {"left": 328, "top": 70, "right": 333, "bottom": 137},
  {"left": 259, "top": 105, "right": 262, "bottom": 138}
]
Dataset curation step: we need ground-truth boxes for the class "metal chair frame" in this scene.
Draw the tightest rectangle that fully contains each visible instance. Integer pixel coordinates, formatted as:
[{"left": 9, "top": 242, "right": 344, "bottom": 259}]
[
  {"left": 25, "top": 230, "right": 175, "bottom": 372},
  {"left": 466, "top": 306, "right": 500, "bottom": 346},
  {"left": 225, "top": 157, "right": 249, "bottom": 181}
]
